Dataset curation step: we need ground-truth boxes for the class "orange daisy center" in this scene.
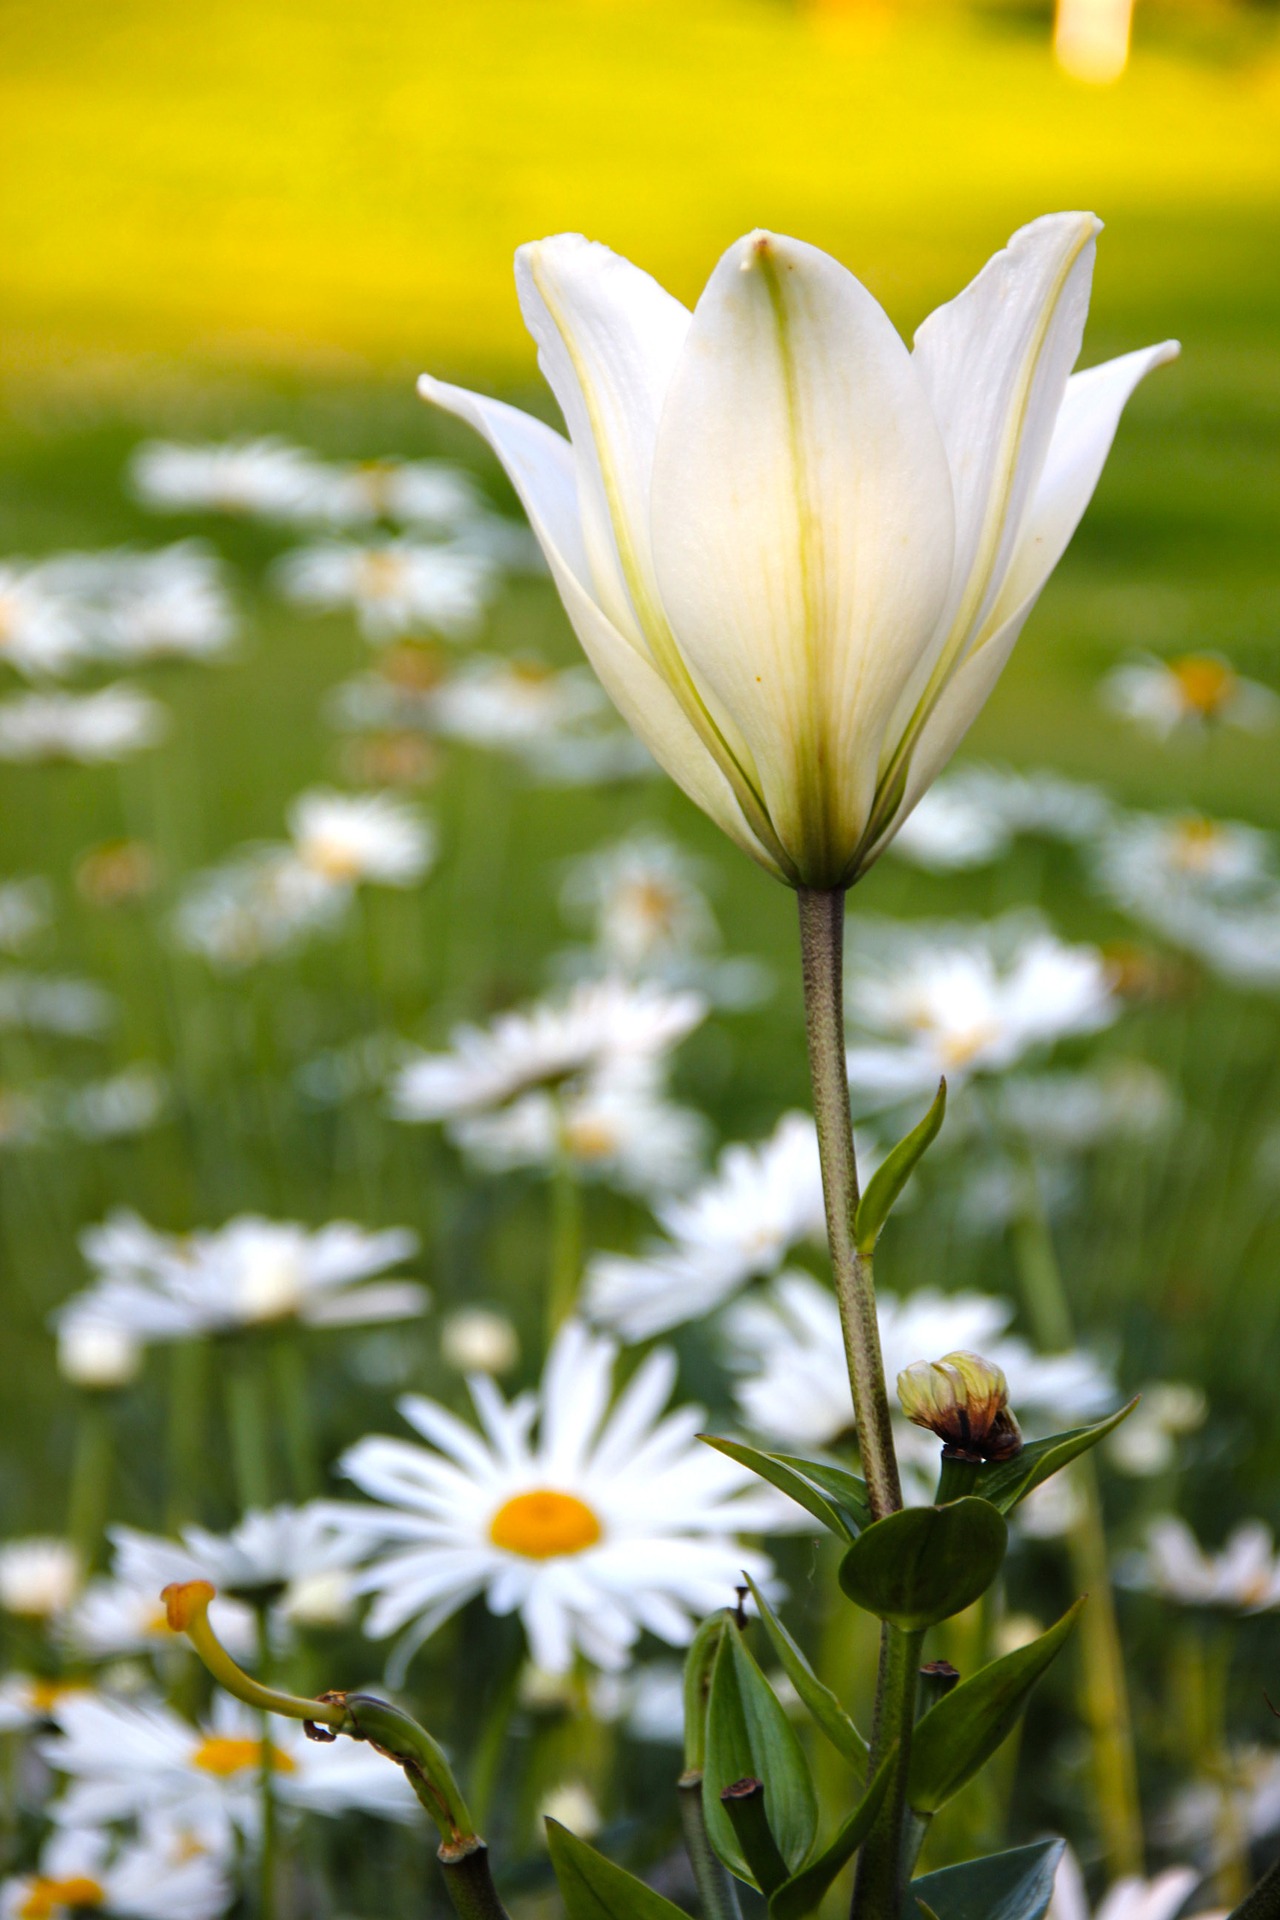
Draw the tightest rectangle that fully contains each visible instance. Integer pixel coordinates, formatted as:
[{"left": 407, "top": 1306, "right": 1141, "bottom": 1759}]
[
  {"left": 1170, "top": 655, "right": 1235, "bottom": 717},
  {"left": 489, "top": 1489, "right": 602, "bottom": 1559},
  {"left": 191, "top": 1734, "right": 297, "bottom": 1777}
]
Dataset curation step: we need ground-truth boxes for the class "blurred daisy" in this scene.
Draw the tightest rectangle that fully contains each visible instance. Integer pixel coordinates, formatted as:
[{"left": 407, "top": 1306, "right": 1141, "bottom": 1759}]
[
  {"left": 42, "top": 1690, "right": 419, "bottom": 1843},
  {"left": 1101, "top": 653, "right": 1280, "bottom": 738},
  {"left": 56, "top": 1307, "right": 144, "bottom": 1391},
  {"left": 538, "top": 1781, "right": 602, "bottom": 1841},
  {"left": 891, "top": 764, "right": 1113, "bottom": 873},
  {"left": 725, "top": 1271, "right": 1113, "bottom": 1481},
  {"left": 300, "top": 457, "right": 483, "bottom": 531},
  {"left": 0, "top": 972, "right": 113, "bottom": 1039},
  {"left": 451, "top": 1065, "right": 707, "bottom": 1199},
  {"left": 1092, "top": 811, "right": 1280, "bottom": 989},
  {"left": 1162, "top": 1748, "right": 1280, "bottom": 1859},
  {"left": 845, "top": 918, "right": 1118, "bottom": 1109},
  {"left": 173, "top": 1504, "right": 364, "bottom": 1605},
  {"left": 998, "top": 1062, "right": 1178, "bottom": 1154},
  {"left": 0, "top": 686, "right": 167, "bottom": 764},
  {"left": 0, "top": 563, "right": 93, "bottom": 678},
  {"left": 0, "top": 879, "right": 51, "bottom": 956},
  {"left": 392, "top": 979, "right": 705, "bottom": 1125},
  {"left": 1118, "top": 1518, "right": 1280, "bottom": 1612},
  {"left": 61, "top": 1211, "right": 425, "bottom": 1343},
  {"left": 0, "top": 1539, "right": 81, "bottom": 1620},
  {"left": 39, "top": 544, "right": 237, "bottom": 666},
  {"left": 560, "top": 834, "right": 717, "bottom": 975},
  {"left": 62, "top": 1066, "right": 168, "bottom": 1142},
  {"left": 0, "top": 1822, "right": 230, "bottom": 1920},
  {"left": 129, "top": 437, "right": 321, "bottom": 520},
  {"left": 75, "top": 841, "right": 158, "bottom": 909},
  {"left": 1048, "top": 1848, "right": 1222, "bottom": 1920},
  {"left": 429, "top": 655, "right": 608, "bottom": 748},
  {"left": 66, "top": 1529, "right": 255, "bottom": 1663},
  {"left": 584, "top": 1111, "right": 831, "bottom": 1341},
  {"left": 286, "top": 787, "right": 435, "bottom": 888},
  {"left": 1106, "top": 1383, "right": 1205, "bottom": 1477},
  {"left": 274, "top": 539, "right": 495, "bottom": 641},
  {"left": 173, "top": 848, "right": 347, "bottom": 971},
  {"left": 0, "top": 1674, "right": 92, "bottom": 1734},
  {"left": 327, "top": 1319, "right": 780, "bottom": 1675},
  {"left": 520, "top": 726, "right": 656, "bottom": 788}
]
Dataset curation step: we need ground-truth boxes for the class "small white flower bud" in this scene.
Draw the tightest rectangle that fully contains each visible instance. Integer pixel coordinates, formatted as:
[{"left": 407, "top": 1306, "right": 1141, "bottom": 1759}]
[
  {"left": 282, "top": 1569, "right": 355, "bottom": 1629},
  {"left": 539, "top": 1781, "right": 601, "bottom": 1840},
  {"left": 0, "top": 1539, "right": 81, "bottom": 1618},
  {"left": 441, "top": 1308, "right": 519, "bottom": 1376},
  {"left": 57, "top": 1315, "right": 143, "bottom": 1390}
]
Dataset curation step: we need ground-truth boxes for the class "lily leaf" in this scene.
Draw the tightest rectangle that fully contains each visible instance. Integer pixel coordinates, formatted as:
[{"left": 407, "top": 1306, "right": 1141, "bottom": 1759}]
[
  {"left": 768, "top": 1747, "right": 896, "bottom": 1920},
  {"left": 703, "top": 1620, "right": 818, "bottom": 1885},
  {"left": 1226, "top": 1853, "right": 1280, "bottom": 1920},
  {"left": 908, "top": 1599, "right": 1085, "bottom": 1813},
  {"left": 769, "top": 1454, "right": 872, "bottom": 1534},
  {"left": 745, "top": 1575, "right": 869, "bottom": 1767},
  {"left": 855, "top": 1079, "right": 946, "bottom": 1255},
  {"left": 545, "top": 1820, "right": 693, "bottom": 1920},
  {"left": 701, "top": 1435, "right": 860, "bottom": 1541},
  {"left": 910, "top": 1840, "right": 1065, "bottom": 1920},
  {"left": 839, "top": 1499, "right": 1008, "bottom": 1630},
  {"left": 973, "top": 1402, "right": 1139, "bottom": 1513}
]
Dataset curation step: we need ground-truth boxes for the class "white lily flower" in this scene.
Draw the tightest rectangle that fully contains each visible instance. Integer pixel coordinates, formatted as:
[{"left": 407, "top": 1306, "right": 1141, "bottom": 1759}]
[{"left": 421, "top": 216, "right": 1175, "bottom": 886}]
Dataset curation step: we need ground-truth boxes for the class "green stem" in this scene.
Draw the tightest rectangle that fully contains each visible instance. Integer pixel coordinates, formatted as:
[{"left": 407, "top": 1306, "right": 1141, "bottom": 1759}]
[
  {"left": 546, "top": 1139, "right": 583, "bottom": 1338},
  {"left": 679, "top": 1772, "right": 743, "bottom": 1920},
  {"left": 256, "top": 1607, "right": 278, "bottom": 1920},
  {"left": 224, "top": 1342, "right": 273, "bottom": 1513},
  {"left": 796, "top": 887, "right": 901, "bottom": 1522},
  {"left": 1008, "top": 1157, "right": 1143, "bottom": 1880},
  {"left": 166, "top": 1339, "right": 209, "bottom": 1530},
  {"left": 272, "top": 1336, "right": 318, "bottom": 1500},
  {"left": 852, "top": 1627, "right": 923, "bottom": 1920},
  {"left": 66, "top": 1393, "right": 114, "bottom": 1571},
  {"left": 437, "top": 1840, "right": 512, "bottom": 1920},
  {"left": 468, "top": 1657, "right": 523, "bottom": 1832}
]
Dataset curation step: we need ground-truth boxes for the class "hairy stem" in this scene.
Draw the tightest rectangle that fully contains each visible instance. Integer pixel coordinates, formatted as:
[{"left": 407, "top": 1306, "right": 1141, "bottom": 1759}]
[
  {"left": 852, "top": 1627, "right": 923, "bottom": 1920},
  {"left": 796, "top": 887, "right": 902, "bottom": 1521}
]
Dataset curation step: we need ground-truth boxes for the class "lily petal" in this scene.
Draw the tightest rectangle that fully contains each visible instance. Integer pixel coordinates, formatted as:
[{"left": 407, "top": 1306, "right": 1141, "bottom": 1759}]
[
  {"left": 649, "top": 229, "right": 955, "bottom": 887},
  {"left": 874, "top": 336, "right": 1180, "bottom": 849},
  {"left": 515, "top": 234, "right": 690, "bottom": 648},
  {"left": 913, "top": 212, "right": 1100, "bottom": 659},
  {"left": 418, "top": 373, "right": 780, "bottom": 877}
]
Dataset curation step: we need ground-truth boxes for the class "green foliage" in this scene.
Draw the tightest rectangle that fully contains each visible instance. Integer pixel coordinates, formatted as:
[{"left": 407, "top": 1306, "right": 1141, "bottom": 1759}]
[
  {"left": 745, "top": 1575, "right": 869, "bottom": 1768},
  {"left": 1226, "top": 1852, "right": 1280, "bottom": 1920},
  {"left": 908, "top": 1600, "right": 1086, "bottom": 1814},
  {"left": 838, "top": 1499, "right": 1008, "bottom": 1630},
  {"left": 767, "top": 1748, "right": 897, "bottom": 1920},
  {"left": 702, "top": 1620, "right": 818, "bottom": 1886},
  {"left": 545, "top": 1820, "right": 692, "bottom": 1920},
  {"left": 973, "top": 1402, "right": 1139, "bottom": 1512},
  {"left": 700, "top": 1436, "right": 866, "bottom": 1540},
  {"left": 910, "top": 1840, "right": 1066, "bottom": 1920},
  {"left": 681, "top": 1610, "right": 727, "bottom": 1773},
  {"left": 855, "top": 1079, "right": 947, "bottom": 1255}
]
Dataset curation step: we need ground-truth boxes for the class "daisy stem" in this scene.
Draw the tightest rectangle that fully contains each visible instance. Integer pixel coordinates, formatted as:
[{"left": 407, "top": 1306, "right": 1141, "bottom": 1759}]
[
  {"left": 166, "top": 1338, "right": 209, "bottom": 1530},
  {"left": 66, "top": 1390, "right": 114, "bottom": 1571},
  {"left": 796, "top": 888, "right": 901, "bottom": 1522},
  {"left": 1008, "top": 1153, "right": 1143, "bottom": 1880},
  {"left": 547, "top": 1143, "right": 583, "bottom": 1337},
  {"left": 225, "top": 1339, "right": 273, "bottom": 1513},
  {"left": 272, "top": 1335, "right": 319, "bottom": 1500}
]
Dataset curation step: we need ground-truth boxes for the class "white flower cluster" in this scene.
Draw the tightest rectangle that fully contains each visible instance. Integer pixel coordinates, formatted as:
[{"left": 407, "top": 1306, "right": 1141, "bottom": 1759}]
[{"left": 0, "top": 543, "right": 236, "bottom": 681}]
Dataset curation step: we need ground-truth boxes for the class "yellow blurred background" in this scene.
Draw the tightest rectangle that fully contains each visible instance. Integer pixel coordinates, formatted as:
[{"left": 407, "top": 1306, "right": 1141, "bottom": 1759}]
[{"left": 2, "top": 0, "right": 1278, "bottom": 391}]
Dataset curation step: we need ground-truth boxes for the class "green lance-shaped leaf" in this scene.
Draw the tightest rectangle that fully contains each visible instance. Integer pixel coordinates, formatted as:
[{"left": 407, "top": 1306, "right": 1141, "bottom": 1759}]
[
  {"left": 855, "top": 1079, "right": 947, "bottom": 1256},
  {"left": 769, "top": 1454, "right": 872, "bottom": 1534},
  {"left": 910, "top": 1839, "right": 1065, "bottom": 1920},
  {"left": 744, "top": 1575, "right": 868, "bottom": 1768},
  {"left": 703, "top": 1621, "right": 818, "bottom": 1885},
  {"left": 768, "top": 1745, "right": 897, "bottom": 1920},
  {"left": 682, "top": 1610, "right": 728, "bottom": 1774},
  {"left": 701, "top": 1435, "right": 862, "bottom": 1541},
  {"left": 545, "top": 1820, "right": 693, "bottom": 1920},
  {"left": 839, "top": 1499, "right": 1008, "bottom": 1631},
  {"left": 1225, "top": 1850, "right": 1280, "bottom": 1920},
  {"left": 908, "top": 1599, "right": 1085, "bottom": 1814},
  {"left": 973, "top": 1401, "right": 1139, "bottom": 1513}
]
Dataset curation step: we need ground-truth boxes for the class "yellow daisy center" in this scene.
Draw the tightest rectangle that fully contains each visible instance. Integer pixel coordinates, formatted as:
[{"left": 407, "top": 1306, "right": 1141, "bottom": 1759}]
[
  {"left": 26, "top": 1678, "right": 80, "bottom": 1714},
  {"left": 622, "top": 879, "right": 680, "bottom": 935},
  {"left": 489, "top": 1489, "right": 602, "bottom": 1560},
  {"left": 1168, "top": 817, "right": 1225, "bottom": 872},
  {"left": 302, "top": 834, "right": 364, "bottom": 882},
  {"left": 1170, "top": 655, "right": 1235, "bottom": 717},
  {"left": 939, "top": 1023, "right": 1000, "bottom": 1069},
  {"left": 356, "top": 550, "right": 409, "bottom": 601},
  {"left": 562, "top": 1115, "right": 621, "bottom": 1162},
  {"left": 0, "top": 596, "right": 14, "bottom": 643},
  {"left": 191, "top": 1734, "right": 297, "bottom": 1777},
  {"left": 19, "top": 1876, "right": 105, "bottom": 1917}
]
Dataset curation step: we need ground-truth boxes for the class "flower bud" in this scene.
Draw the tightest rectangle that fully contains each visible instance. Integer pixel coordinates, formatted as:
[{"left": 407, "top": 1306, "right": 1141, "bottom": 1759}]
[
  {"left": 897, "top": 1351, "right": 1022, "bottom": 1463},
  {"left": 56, "top": 1314, "right": 143, "bottom": 1391}
]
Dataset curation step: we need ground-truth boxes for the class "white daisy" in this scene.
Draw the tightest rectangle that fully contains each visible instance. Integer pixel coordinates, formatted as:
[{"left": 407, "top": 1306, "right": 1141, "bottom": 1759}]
[
  {"left": 61, "top": 1066, "right": 168, "bottom": 1143},
  {"left": 998, "top": 1062, "right": 1178, "bottom": 1154},
  {"left": 1106, "top": 1383, "right": 1206, "bottom": 1477},
  {"left": 391, "top": 978, "right": 705, "bottom": 1125},
  {"left": 0, "top": 1539, "right": 81, "bottom": 1619},
  {"left": 1161, "top": 1748, "right": 1280, "bottom": 1858},
  {"left": 129, "top": 438, "right": 322, "bottom": 521},
  {"left": 0, "top": 972, "right": 113, "bottom": 1039},
  {"left": 559, "top": 834, "right": 717, "bottom": 974},
  {"left": 0, "top": 563, "right": 94, "bottom": 678},
  {"left": 0, "top": 1674, "right": 93, "bottom": 1734},
  {"left": 1048, "top": 1848, "right": 1222, "bottom": 1920},
  {"left": 450, "top": 1065, "right": 707, "bottom": 1199},
  {"left": 65, "top": 1529, "right": 256, "bottom": 1662},
  {"left": 1101, "top": 653, "right": 1280, "bottom": 738},
  {"left": 584, "top": 1111, "right": 829, "bottom": 1341},
  {"left": 274, "top": 540, "right": 496, "bottom": 641},
  {"left": 890, "top": 764, "right": 1114, "bottom": 872},
  {"left": 172, "top": 848, "right": 348, "bottom": 971},
  {"left": 298, "top": 457, "right": 484, "bottom": 531},
  {"left": 0, "top": 878, "right": 52, "bottom": 954},
  {"left": 0, "top": 1822, "right": 230, "bottom": 1920},
  {"left": 286, "top": 788, "right": 435, "bottom": 888},
  {"left": 725, "top": 1271, "right": 1114, "bottom": 1489},
  {"left": 440, "top": 1308, "right": 519, "bottom": 1377},
  {"left": 1118, "top": 1517, "right": 1280, "bottom": 1612},
  {"left": 39, "top": 544, "right": 237, "bottom": 666},
  {"left": 0, "top": 686, "right": 167, "bottom": 764},
  {"left": 59, "top": 1212, "right": 425, "bottom": 1344},
  {"left": 56, "top": 1307, "right": 144, "bottom": 1391},
  {"left": 845, "top": 918, "right": 1118, "bottom": 1109},
  {"left": 1092, "top": 811, "right": 1280, "bottom": 989},
  {"left": 41, "top": 1691, "right": 419, "bottom": 1844},
  {"left": 428, "top": 654, "right": 608, "bottom": 747},
  {"left": 176, "top": 1504, "right": 364, "bottom": 1603},
  {"left": 326, "top": 1319, "right": 780, "bottom": 1675}
]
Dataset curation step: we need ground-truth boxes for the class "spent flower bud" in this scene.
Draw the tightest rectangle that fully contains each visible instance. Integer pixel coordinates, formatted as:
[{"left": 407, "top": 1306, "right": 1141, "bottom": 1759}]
[{"left": 897, "top": 1350, "right": 1022, "bottom": 1463}]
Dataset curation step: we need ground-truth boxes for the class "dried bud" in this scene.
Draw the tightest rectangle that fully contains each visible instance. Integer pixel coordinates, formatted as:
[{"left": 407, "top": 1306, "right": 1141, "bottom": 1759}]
[{"left": 897, "top": 1351, "right": 1022, "bottom": 1463}]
